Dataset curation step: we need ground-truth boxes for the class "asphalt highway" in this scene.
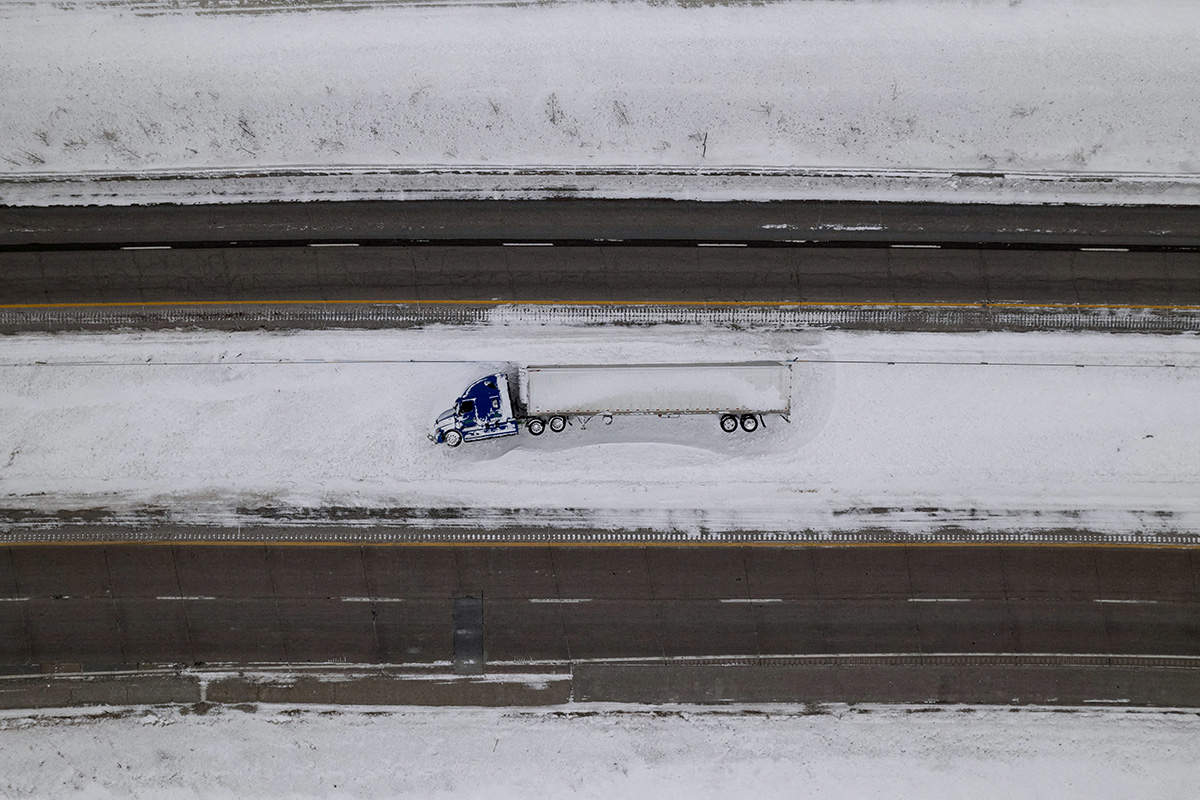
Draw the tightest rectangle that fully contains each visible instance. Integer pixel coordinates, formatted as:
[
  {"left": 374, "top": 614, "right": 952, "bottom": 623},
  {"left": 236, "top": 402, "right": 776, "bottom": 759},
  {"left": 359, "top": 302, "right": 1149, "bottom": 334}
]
[
  {"left": 4, "top": 200, "right": 1200, "bottom": 248},
  {"left": 2, "top": 201, "right": 1199, "bottom": 308},
  {"left": 3, "top": 544, "right": 1197, "bottom": 669},
  {"left": 4, "top": 200, "right": 1199, "bottom": 704},
  {"left": 5, "top": 244, "right": 1200, "bottom": 308}
]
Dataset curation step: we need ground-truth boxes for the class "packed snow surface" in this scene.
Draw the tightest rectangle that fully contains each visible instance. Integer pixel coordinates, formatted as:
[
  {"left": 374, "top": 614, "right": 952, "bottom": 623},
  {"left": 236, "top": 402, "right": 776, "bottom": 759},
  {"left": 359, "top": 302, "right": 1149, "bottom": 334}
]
[
  {"left": 0, "top": 0, "right": 1198, "bottom": 204},
  {"left": 2, "top": 323, "right": 1198, "bottom": 536},
  {"left": 2, "top": 703, "right": 1199, "bottom": 799}
]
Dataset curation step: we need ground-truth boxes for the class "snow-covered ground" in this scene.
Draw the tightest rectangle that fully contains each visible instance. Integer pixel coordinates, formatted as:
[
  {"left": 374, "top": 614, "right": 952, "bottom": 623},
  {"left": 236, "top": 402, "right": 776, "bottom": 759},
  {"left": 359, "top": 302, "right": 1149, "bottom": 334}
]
[
  {"left": 2, "top": 323, "right": 1198, "bottom": 538},
  {"left": 1, "top": 0, "right": 1198, "bottom": 205},
  {"left": 2, "top": 702, "right": 1198, "bottom": 799}
]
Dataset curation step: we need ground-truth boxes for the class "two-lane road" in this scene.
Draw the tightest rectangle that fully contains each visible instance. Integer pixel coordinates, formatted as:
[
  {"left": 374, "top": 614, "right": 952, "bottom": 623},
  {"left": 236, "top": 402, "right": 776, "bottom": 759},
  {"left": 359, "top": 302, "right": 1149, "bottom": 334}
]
[
  {"left": 3, "top": 200, "right": 1199, "bottom": 310},
  {"left": 3, "top": 544, "right": 1198, "bottom": 668}
]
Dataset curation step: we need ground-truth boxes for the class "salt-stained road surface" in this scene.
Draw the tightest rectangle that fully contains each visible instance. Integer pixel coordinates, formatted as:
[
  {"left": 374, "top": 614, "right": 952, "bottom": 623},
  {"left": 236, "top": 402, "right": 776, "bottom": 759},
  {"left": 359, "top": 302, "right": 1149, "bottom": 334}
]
[{"left": 2, "top": 323, "right": 1198, "bottom": 538}]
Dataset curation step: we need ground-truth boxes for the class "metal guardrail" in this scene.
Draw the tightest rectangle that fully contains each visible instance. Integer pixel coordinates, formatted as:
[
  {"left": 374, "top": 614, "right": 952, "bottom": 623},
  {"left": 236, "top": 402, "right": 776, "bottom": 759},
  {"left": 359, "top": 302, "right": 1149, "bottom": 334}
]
[{"left": 3, "top": 522, "right": 1199, "bottom": 546}]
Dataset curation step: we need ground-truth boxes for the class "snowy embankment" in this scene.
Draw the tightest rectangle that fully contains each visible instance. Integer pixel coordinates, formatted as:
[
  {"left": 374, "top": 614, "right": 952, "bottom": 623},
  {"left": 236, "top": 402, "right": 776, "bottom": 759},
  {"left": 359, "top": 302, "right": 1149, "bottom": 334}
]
[
  {"left": 1, "top": 0, "right": 1198, "bottom": 205},
  {"left": 2, "top": 324, "right": 1199, "bottom": 538},
  {"left": 2, "top": 703, "right": 1199, "bottom": 799}
]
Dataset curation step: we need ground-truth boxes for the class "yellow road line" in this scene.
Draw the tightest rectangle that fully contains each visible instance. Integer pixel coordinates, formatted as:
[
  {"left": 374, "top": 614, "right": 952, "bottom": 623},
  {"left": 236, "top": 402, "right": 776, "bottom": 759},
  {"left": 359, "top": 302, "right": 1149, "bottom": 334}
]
[{"left": 4, "top": 299, "right": 1200, "bottom": 311}]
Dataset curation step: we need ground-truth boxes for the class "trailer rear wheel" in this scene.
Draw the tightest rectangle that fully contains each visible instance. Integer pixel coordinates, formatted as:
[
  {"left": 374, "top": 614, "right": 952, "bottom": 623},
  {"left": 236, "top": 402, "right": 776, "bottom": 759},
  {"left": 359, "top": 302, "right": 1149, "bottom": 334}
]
[
  {"left": 444, "top": 429, "right": 463, "bottom": 447},
  {"left": 740, "top": 414, "right": 759, "bottom": 433},
  {"left": 720, "top": 414, "right": 739, "bottom": 433},
  {"left": 528, "top": 418, "right": 546, "bottom": 436},
  {"left": 549, "top": 415, "right": 567, "bottom": 433}
]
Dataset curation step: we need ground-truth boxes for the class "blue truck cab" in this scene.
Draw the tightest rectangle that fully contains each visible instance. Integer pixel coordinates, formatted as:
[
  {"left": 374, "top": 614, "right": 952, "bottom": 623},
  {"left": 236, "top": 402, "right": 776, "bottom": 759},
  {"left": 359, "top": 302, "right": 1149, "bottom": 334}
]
[{"left": 430, "top": 373, "right": 520, "bottom": 447}]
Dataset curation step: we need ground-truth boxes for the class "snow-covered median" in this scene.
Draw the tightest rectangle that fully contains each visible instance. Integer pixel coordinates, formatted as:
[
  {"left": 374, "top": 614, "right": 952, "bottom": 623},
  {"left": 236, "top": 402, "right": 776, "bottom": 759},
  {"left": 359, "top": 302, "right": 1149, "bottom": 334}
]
[
  {"left": 2, "top": 703, "right": 1198, "bottom": 799},
  {"left": 2, "top": 323, "right": 1198, "bottom": 539},
  {"left": 1, "top": 0, "right": 1198, "bottom": 204}
]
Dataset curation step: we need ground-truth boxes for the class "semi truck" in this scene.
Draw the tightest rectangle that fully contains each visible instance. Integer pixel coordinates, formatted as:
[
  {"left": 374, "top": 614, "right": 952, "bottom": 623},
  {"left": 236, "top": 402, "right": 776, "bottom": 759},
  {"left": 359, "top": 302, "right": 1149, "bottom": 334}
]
[{"left": 430, "top": 362, "right": 792, "bottom": 447}]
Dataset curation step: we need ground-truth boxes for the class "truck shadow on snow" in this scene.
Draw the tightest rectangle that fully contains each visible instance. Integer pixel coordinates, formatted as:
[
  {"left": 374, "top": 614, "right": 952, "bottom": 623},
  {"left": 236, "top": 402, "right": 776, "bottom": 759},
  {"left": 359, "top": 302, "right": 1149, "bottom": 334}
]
[{"left": 441, "top": 412, "right": 802, "bottom": 462}]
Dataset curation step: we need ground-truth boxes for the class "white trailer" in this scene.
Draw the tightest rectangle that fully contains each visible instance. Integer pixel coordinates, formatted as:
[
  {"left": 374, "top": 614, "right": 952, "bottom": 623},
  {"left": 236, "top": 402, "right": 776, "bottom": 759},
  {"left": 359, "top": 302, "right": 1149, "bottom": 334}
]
[{"left": 432, "top": 362, "right": 791, "bottom": 446}]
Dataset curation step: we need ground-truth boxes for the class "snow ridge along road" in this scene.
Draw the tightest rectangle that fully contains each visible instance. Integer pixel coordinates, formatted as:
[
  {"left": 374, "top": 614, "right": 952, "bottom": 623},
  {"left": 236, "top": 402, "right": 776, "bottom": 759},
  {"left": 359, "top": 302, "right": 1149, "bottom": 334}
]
[
  {"left": 2, "top": 0, "right": 1198, "bottom": 205},
  {"left": 6, "top": 304, "right": 1200, "bottom": 338},
  {"left": 2, "top": 324, "right": 1198, "bottom": 543},
  {"left": 4, "top": 704, "right": 1199, "bottom": 800}
]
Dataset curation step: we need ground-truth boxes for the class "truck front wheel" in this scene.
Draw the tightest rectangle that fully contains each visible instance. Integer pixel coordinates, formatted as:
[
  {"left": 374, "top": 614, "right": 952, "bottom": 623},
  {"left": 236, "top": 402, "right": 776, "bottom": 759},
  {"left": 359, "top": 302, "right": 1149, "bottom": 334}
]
[
  {"left": 444, "top": 429, "right": 464, "bottom": 447},
  {"left": 528, "top": 418, "right": 546, "bottom": 436}
]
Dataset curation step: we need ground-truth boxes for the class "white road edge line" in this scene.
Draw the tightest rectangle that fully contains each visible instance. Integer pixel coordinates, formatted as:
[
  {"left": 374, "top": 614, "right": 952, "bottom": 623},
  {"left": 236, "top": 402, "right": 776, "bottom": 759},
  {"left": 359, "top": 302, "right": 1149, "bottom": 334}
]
[
  {"left": 501, "top": 242, "right": 553, "bottom": 246},
  {"left": 909, "top": 598, "right": 972, "bottom": 602},
  {"left": 308, "top": 243, "right": 360, "bottom": 247},
  {"left": 697, "top": 243, "right": 748, "bottom": 247},
  {"left": 155, "top": 596, "right": 217, "bottom": 601},
  {"left": 528, "top": 598, "right": 593, "bottom": 603},
  {"left": 1093, "top": 599, "right": 1161, "bottom": 604},
  {"left": 341, "top": 597, "right": 406, "bottom": 602},
  {"left": 0, "top": 597, "right": 30, "bottom": 602},
  {"left": 890, "top": 244, "right": 941, "bottom": 249},
  {"left": 719, "top": 598, "right": 783, "bottom": 603},
  {"left": 120, "top": 245, "right": 172, "bottom": 250},
  {"left": 1079, "top": 247, "right": 1131, "bottom": 252}
]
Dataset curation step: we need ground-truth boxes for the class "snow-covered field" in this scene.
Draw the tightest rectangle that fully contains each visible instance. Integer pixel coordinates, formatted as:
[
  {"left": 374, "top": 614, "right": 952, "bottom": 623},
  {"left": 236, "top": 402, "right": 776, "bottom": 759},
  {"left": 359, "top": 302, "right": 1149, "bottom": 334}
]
[
  {"left": 2, "top": 702, "right": 1198, "bottom": 799},
  {"left": 1, "top": 0, "right": 1198, "bottom": 204},
  {"left": 2, "top": 323, "right": 1198, "bottom": 538}
]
